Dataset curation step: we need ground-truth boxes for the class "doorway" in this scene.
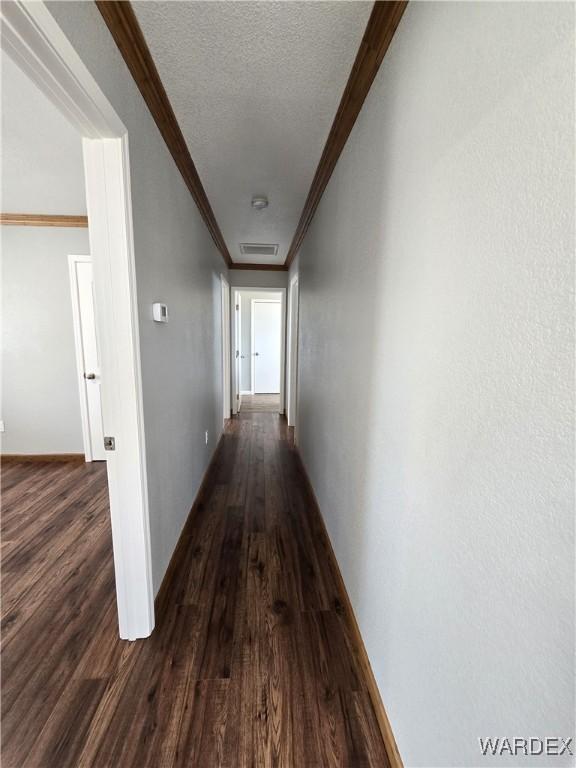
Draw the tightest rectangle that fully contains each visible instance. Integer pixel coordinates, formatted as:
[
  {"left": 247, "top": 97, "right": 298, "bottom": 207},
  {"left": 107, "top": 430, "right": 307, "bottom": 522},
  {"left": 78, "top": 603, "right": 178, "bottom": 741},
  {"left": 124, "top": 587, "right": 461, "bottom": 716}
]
[
  {"left": 231, "top": 287, "right": 286, "bottom": 414},
  {"left": 2, "top": 1, "right": 153, "bottom": 640}
]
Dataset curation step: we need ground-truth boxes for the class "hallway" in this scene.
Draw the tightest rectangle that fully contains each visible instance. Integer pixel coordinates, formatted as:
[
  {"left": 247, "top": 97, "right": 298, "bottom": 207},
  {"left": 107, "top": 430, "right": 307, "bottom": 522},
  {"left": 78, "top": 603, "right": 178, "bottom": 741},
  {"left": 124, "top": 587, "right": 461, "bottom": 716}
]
[
  {"left": 1, "top": 1, "right": 572, "bottom": 763},
  {"left": 1, "top": 413, "right": 389, "bottom": 768}
]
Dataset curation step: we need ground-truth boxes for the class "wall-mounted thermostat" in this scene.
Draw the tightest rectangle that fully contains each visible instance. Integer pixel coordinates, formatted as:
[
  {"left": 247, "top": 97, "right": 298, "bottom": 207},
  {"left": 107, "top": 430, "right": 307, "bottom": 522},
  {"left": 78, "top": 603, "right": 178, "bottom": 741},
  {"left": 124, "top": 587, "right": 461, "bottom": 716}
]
[{"left": 152, "top": 302, "right": 169, "bottom": 323}]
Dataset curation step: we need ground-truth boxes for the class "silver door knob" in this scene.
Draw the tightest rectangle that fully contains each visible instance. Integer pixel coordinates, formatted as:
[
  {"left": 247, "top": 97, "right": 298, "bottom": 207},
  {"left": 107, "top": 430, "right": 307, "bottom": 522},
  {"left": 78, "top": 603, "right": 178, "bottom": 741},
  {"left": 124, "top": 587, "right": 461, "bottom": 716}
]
[{"left": 84, "top": 372, "right": 96, "bottom": 380}]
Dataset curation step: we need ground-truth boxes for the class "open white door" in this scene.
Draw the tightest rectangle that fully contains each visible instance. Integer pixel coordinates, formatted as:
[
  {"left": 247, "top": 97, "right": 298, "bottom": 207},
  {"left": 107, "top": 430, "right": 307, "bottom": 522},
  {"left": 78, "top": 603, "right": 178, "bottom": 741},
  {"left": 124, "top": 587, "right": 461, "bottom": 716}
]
[
  {"left": 252, "top": 300, "right": 282, "bottom": 394},
  {"left": 69, "top": 256, "right": 106, "bottom": 461}
]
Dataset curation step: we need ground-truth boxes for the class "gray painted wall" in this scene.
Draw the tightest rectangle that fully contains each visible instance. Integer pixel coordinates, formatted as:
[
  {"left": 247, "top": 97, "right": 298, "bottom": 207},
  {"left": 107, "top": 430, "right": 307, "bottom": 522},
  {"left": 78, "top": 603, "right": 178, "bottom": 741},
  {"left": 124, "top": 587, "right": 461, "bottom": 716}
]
[
  {"left": 2, "top": 227, "right": 89, "bottom": 454},
  {"left": 47, "top": 1, "right": 228, "bottom": 595},
  {"left": 294, "top": 3, "right": 574, "bottom": 766},
  {"left": 229, "top": 268, "right": 287, "bottom": 290}
]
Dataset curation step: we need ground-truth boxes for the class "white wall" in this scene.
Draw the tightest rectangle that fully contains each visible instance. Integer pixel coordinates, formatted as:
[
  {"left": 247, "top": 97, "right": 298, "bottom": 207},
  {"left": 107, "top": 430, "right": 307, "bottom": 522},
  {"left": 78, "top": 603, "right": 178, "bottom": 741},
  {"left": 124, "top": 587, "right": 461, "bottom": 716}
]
[
  {"left": 0, "top": 51, "right": 87, "bottom": 214},
  {"left": 1, "top": 48, "right": 89, "bottom": 455},
  {"left": 2, "top": 227, "right": 89, "bottom": 454},
  {"left": 295, "top": 3, "right": 574, "bottom": 766},
  {"left": 47, "top": 1, "right": 228, "bottom": 595},
  {"left": 238, "top": 290, "right": 282, "bottom": 391}
]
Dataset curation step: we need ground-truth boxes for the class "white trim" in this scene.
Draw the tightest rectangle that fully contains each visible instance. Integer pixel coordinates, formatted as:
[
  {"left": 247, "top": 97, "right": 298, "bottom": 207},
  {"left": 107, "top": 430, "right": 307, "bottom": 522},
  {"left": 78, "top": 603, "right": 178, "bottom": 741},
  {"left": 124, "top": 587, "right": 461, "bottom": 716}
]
[
  {"left": 220, "top": 275, "right": 231, "bottom": 424},
  {"left": 3, "top": 1, "right": 154, "bottom": 640},
  {"left": 239, "top": 295, "right": 250, "bottom": 395},
  {"left": 287, "top": 274, "right": 300, "bottom": 428},
  {"left": 232, "top": 292, "right": 240, "bottom": 415},
  {"left": 250, "top": 300, "right": 257, "bottom": 396},
  {"left": 67, "top": 254, "right": 94, "bottom": 461},
  {"left": 236, "top": 294, "right": 253, "bottom": 396},
  {"left": 83, "top": 136, "right": 154, "bottom": 640},
  {"left": 231, "top": 287, "right": 286, "bottom": 413}
]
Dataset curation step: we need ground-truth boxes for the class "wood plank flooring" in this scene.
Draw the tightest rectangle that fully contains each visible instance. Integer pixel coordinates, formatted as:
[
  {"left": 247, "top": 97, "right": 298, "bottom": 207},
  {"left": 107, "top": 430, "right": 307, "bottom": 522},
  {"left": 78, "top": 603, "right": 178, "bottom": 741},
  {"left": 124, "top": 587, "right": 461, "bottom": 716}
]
[
  {"left": 1, "top": 413, "right": 389, "bottom": 767},
  {"left": 239, "top": 394, "right": 281, "bottom": 412}
]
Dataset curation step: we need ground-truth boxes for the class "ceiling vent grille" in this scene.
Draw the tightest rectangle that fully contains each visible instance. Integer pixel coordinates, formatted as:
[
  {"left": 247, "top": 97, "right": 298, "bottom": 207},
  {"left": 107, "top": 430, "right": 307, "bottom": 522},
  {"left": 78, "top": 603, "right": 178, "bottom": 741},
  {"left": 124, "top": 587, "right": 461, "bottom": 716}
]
[{"left": 239, "top": 243, "right": 279, "bottom": 257}]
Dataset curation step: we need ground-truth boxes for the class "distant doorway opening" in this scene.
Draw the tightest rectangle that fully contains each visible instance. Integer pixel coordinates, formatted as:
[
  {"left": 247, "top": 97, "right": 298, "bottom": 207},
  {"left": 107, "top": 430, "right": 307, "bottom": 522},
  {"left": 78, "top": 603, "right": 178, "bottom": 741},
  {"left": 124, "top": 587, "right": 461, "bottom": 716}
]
[{"left": 231, "top": 287, "right": 286, "bottom": 414}]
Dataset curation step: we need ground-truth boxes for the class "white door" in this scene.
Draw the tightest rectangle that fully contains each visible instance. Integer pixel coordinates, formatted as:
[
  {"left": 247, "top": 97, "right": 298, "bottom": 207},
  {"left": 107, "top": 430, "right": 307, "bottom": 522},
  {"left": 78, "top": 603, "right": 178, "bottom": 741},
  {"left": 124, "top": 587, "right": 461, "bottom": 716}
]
[
  {"left": 252, "top": 300, "right": 281, "bottom": 393},
  {"left": 69, "top": 256, "right": 106, "bottom": 461}
]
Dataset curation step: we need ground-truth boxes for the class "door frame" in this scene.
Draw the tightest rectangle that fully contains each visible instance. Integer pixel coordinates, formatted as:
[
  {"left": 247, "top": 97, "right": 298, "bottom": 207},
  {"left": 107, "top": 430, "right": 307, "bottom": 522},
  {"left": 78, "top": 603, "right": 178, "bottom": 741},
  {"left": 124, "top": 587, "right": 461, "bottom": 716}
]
[
  {"left": 231, "top": 287, "right": 286, "bottom": 414},
  {"left": 68, "top": 254, "right": 101, "bottom": 462},
  {"left": 251, "top": 299, "right": 282, "bottom": 396},
  {"left": 220, "top": 275, "right": 231, "bottom": 424},
  {"left": 2, "top": 1, "right": 154, "bottom": 640},
  {"left": 287, "top": 274, "right": 300, "bottom": 429}
]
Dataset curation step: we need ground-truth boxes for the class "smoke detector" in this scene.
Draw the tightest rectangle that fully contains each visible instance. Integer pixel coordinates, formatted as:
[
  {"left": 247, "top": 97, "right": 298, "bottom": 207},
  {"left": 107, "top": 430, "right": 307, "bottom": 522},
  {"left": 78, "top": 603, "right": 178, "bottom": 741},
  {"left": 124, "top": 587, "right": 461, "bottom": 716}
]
[{"left": 251, "top": 196, "right": 268, "bottom": 211}]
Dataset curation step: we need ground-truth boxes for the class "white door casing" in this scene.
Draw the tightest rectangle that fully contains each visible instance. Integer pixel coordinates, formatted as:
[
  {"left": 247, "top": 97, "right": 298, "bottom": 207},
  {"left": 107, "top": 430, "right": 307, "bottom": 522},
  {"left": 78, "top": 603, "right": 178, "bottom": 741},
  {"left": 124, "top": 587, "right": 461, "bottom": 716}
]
[
  {"left": 252, "top": 300, "right": 282, "bottom": 394},
  {"left": 231, "top": 287, "right": 286, "bottom": 414},
  {"left": 287, "top": 275, "right": 299, "bottom": 428},
  {"left": 232, "top": 291, "right": 241, "bottom": 415},
  {"left": 68, "top": 256, "right": 106, "bottom": 461},
  {"left": 221, "top": 275, "right": 231, "bottom": 423}
]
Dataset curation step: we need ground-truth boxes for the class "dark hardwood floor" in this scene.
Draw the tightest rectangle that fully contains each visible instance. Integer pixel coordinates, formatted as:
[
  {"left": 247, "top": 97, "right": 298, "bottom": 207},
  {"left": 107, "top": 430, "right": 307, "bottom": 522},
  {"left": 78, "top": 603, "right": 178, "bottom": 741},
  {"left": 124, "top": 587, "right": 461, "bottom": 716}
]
[
  {"left": 1, "top": 413, "right": 389, "bottom": 767},
  {"left": 239, "top": 394, "right": 280, "bottom": 413}
]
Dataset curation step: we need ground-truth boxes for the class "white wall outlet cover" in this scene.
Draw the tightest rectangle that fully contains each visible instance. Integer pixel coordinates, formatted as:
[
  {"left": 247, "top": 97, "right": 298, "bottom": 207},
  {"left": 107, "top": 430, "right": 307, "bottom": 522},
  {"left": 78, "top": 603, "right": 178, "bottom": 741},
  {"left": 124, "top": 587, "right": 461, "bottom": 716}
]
[
  {"left": 0, "top": 420, "right": 5, "bottom": 433},
  {"left": 152, "top": 302, "right": 169, "bottom": 322}
]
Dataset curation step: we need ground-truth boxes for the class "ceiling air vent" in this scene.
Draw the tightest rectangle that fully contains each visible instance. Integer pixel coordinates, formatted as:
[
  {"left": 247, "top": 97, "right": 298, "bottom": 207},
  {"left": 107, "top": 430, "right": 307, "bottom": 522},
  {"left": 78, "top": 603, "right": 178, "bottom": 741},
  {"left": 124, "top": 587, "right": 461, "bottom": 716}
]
[{"left": 239, "top": 243, "right": 279, "bottom": 257}]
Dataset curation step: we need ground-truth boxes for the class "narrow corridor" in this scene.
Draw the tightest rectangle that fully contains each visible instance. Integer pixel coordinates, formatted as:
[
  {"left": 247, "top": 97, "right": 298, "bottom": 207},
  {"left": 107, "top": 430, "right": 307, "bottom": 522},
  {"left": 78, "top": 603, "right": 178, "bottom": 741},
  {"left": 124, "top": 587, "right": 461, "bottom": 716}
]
[{"left": 1, "top": 413, "right": 389, "bottom": 767}]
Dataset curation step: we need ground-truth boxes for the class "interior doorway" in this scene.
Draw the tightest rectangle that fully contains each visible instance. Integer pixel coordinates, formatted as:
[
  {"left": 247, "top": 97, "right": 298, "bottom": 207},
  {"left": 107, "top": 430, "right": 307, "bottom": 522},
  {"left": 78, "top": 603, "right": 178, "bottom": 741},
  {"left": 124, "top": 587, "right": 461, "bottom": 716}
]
[
  {"left": 231, "top": 287, "right": 286, "bottom": 414},
  {"left": 2, "top": 1, "right": 154, "bottom": 640}
]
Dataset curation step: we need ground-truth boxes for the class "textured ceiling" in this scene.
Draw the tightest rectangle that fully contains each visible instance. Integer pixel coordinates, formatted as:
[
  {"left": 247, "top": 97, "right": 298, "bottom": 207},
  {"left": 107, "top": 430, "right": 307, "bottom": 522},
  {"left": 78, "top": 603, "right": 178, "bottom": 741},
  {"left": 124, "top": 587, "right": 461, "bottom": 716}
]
[
  {"left": 133, "top": 1, "right": 372, "bottom": 264},
  {"left": 0, "top": 51, "right": 86, "bottom": 214}
]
